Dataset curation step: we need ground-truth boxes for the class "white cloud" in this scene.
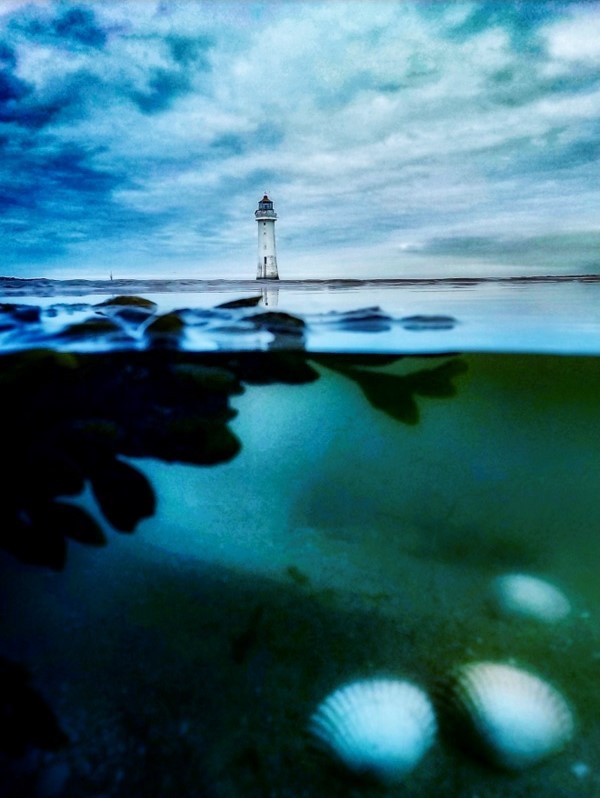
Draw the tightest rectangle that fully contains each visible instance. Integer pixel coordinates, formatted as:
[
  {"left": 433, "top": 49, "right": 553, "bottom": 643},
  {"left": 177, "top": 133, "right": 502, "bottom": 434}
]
[
  {"left": 1, "top": 0, "right": 598, "bottom": 277},
  {"left": 544, "top": 7, "right": 600, "bottom": 63}
]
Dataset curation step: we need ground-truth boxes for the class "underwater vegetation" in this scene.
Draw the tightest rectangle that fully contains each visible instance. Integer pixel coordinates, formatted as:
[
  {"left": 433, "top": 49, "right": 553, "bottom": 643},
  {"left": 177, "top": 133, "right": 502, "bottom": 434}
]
[
  {"left": 0, "top": 297, "right": 475, "bottom": 794},
  {"left": 0, "top": 296, "right": 468, "bottom": 572},
  {"left": 0, "top": 348, "right": 243, "bottom": 570}
]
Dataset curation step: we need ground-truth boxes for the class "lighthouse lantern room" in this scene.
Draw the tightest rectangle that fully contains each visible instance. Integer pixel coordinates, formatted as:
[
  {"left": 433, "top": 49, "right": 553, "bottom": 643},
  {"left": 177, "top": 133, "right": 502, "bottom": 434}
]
[{"left": 255, "top": 194, "right": 279, "bottom": 280}]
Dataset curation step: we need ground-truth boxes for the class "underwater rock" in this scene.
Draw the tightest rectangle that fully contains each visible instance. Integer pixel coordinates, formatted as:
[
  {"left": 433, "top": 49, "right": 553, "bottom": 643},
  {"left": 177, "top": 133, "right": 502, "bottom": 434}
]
[
  {"left": 441, "top": 661, "right": 575, "bottom": 771},
  {"left": 19, "top": 444, "right": 85, "bottom": 502},
  {"left": 0, "top": 349, "right": 249, "bottom": 567},
  {"left": 401, "top": 315, "right": 457, "bottom": 331},
  {"left": 3, "top": 505, "right": 68, "bottom": 570},
  {"left": 0, "top": 304, "right": 42, "bottom": 330},
  {"left": 90, "top": 457, "right": 156, "bottom": 533},
  {"left": 170, "top": 363, "right": 243, "bottom": 397},
  {"left": 161, "top": 417, "right": 241, "bottom": 465},
  {"left": 322, "top": 306, "right": 393, "bottom": 332},
  {"left": 225, "top": 352, "right": 319, "bottom": 385},
  {"left": 0, "top": 656, "right": 68, "bottom": 756},
  {"left": 57, "top": 317, "right": 129, "bottom": 341},
  {"left": 311, "top": 353, "right": 404, "bottom": 369},
  {"left": 309, "top": 678, "right": 437, "bottom": 784},
  {"left": 489, "top": 573, "right": 571, "bottom": 623}
]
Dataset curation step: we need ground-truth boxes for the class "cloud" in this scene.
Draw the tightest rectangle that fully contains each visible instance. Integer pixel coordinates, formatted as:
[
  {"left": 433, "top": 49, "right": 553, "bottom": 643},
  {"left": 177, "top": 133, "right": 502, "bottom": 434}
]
[
  {"left": 9, "top": 3, "right": 107, "bottom": 49},
  {"left": 0, "top": 0, "right": 598, "bottom": 278}
]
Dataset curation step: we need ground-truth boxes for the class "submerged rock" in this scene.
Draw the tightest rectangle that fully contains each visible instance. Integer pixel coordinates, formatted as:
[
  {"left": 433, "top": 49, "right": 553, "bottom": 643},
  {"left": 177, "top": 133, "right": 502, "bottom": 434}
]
[
  {"left": 58, "top": 317, "right": 131, "bottom": 342},
  {"left": 401, "top": 315, "right": 457, "bottom": 331},
  {"left": 217, "top": 295, "right": 263, "bottom": 309},
  {"left": 0, "top": 350, "right": 245, "bottom": 568},
  {"left": 322, "top": 306, "right": 393, "bottom": 333},
  {"left": 95, "top": 295, "right": 158, "bottom": 311},
  {"left": 0, "top": 656, "right": 68, "bottom": 756}
]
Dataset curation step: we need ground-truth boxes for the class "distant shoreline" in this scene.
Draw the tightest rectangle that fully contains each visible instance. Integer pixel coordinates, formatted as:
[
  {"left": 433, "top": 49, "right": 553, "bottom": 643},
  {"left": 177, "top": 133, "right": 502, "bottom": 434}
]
[{"left": 1, "top": 273, "right": 599, "bottom": 297}]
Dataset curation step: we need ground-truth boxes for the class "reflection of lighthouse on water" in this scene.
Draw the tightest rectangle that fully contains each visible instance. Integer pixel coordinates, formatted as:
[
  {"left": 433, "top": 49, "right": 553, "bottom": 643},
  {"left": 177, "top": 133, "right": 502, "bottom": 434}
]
[{"left": 261, "top": 286, "right": 279, "bottom": 307}]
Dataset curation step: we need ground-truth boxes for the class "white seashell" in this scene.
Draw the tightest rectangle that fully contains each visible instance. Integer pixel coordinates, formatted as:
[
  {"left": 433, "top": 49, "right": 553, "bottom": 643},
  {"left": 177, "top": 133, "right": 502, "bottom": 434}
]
[
  {"left": 489, "top": 573, "right": 571, "bottom": 623},
  {"left": 308, "top": 677, "right": 437, "bottom": 783},
  {"left": 447, "top": 661, "right": 575, "bottom": 770}
]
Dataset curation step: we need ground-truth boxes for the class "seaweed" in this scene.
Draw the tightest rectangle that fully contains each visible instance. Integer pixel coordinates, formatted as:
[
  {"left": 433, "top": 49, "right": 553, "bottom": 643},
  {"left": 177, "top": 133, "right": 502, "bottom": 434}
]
[
  {"left": 0, "top": 342, "right": 468, "bottom": 572},
  {"left": 316, "top": 356, "right": 468, "bottom": 424},
  {"left": 0, "top": 350, "right": 243, "bottom": 570}
]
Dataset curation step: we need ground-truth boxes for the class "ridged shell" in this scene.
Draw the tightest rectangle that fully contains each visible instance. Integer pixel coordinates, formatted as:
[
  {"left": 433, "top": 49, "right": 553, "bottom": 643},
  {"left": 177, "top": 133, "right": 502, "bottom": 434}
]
[
  {"left": 308, "top": 677, "right": 437, "bottom": 783},
  {"left": 489, "top": 573, "right": 571, "bottom": 623},
  {"left": 446, "top": 662, "right": 575, "bottom": 771}
]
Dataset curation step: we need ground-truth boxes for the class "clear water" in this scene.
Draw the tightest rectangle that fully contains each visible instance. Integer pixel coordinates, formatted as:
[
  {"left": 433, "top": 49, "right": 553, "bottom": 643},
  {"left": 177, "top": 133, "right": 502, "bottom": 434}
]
[{"left": 0, "top": 280, "right": 599, "bottom": 797}]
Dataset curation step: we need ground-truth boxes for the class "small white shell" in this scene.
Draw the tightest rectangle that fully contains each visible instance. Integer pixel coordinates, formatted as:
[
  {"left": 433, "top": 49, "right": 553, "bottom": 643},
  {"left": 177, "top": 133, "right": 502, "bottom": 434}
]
[
  {"left": 448, "top": 662, "right": 575, "bottom": 771},
  {"left": 308, "top": 677, "right": 437, "bottom": 783},
  {"left": 489, "top": 573, "right": 571, "bottom": 623}
]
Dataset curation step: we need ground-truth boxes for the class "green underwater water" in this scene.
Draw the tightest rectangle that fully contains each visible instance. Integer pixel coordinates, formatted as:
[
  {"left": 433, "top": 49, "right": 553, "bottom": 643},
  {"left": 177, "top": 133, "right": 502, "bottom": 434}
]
[{"left": 0, "top": 350, "right": 599, "bottom": 797}]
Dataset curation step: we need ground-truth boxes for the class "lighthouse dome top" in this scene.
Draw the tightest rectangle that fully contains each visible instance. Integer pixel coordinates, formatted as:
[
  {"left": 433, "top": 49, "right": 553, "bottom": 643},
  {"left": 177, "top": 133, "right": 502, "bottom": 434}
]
[
  {"left": 258, "top": 194, "right": 274, "bottom": 208},
  {"left": 255, "top": 193, "right": 277, "bottom": 219}
]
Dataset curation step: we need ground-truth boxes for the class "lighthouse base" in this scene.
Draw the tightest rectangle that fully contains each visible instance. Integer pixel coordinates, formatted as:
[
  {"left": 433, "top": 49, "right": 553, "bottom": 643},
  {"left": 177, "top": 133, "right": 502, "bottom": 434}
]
[{"left": 256, "top": 256, "right": 279, "bottom": 280}]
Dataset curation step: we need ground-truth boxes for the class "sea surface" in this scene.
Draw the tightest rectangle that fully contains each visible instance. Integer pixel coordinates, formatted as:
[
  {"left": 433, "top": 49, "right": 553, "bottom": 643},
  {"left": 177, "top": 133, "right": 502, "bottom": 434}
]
[{"left": 0, "top": 276, "right": 599, "bottom": 797}]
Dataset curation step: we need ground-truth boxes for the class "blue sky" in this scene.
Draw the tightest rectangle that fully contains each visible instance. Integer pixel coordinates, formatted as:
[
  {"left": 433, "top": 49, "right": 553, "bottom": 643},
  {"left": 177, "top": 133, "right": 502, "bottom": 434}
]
[{"left": 1, "top": 0, "right": 599, "bottom": 279}]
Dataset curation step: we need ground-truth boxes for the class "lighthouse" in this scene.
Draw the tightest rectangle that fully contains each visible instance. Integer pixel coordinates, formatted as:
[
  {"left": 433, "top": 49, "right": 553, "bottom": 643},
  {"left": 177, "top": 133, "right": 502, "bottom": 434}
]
[{"left": 255, "top": 194, "right": 279, "bottom": 280}]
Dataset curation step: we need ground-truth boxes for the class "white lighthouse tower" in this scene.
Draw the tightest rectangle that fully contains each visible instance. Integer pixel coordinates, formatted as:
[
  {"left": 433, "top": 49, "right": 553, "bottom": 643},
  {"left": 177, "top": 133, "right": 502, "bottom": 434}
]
[{"left": 255, "top": 194, "right": 279, "bottom": 280}]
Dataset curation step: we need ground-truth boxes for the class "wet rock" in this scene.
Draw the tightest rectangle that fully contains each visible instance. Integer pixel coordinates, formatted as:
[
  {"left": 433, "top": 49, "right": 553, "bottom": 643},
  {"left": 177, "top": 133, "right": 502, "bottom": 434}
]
[
  {"left": 57, "top": 317, "right": 130, "bottom": 341},
  {"left": 95, "top": 295, "right": 158, "bottom": 326},
  {"left": 144, "top": 312, "right": 186, "bottom": 348},
  {"left": 95, "top": 295, "right": 157, "bottom": 311},
  {"left": 244, "top": 311, "right": 304, "bottom": 331},
  {"left": 323, "top": 306, "right": 392, "bottom": 332},
  {"left": 243, "top": 311, "right": 306, "bottom": 350},
  {"left": 217, "top": 295, "right": 263, "bottom": 309},
  {"left": 0, "top": 303, "right": 42, "bottom": 324},
  {"left": 401, "top": 314, "right": 457, "bottom": 331},
  {"left": 145, "top": 312, "right": 186, "bottom": 335}
]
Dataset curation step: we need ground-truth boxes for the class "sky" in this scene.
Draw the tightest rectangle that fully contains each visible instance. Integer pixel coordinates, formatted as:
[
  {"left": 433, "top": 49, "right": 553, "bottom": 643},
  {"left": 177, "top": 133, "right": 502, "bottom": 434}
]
[{"left": 1, "top": 0, "right": 599, "bottom": 279}]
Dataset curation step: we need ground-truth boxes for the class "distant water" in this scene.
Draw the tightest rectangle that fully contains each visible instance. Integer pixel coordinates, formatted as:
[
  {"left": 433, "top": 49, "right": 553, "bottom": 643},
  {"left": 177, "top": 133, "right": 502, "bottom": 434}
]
[{"left": 1, "top": 276, "right": 599, "bottom": 797}]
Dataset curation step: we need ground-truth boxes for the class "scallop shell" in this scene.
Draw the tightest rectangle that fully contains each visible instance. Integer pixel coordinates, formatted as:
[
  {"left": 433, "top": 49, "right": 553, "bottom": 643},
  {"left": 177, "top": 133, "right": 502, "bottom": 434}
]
[
  {"left": 308, "top": 677, "right": 437, "bottom": 783},
  {"left": 489, "top": 573, "right": 571, "bottom": 623},
  {"left": 446, "top": 662, "right": 575, "bottom": 771}
]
